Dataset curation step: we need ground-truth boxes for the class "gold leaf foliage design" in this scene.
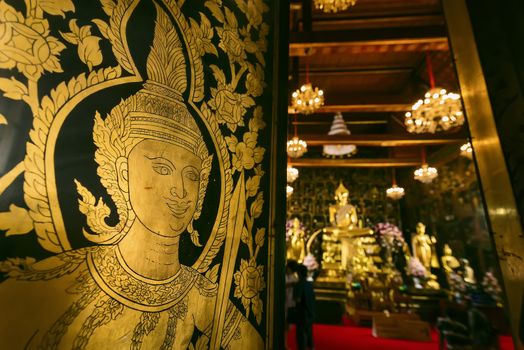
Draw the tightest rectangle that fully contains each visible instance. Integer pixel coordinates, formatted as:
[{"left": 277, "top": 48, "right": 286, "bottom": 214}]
[
  {"left": 94, "top": 0, "right": 141, "bottom": 76},
  {"left": 60, "top": 19, "right": 103, "bottom": 71},
  {"left": 197, "top": 0, "right": 270, "bottom": 325},
  {"left": 0, "top": 113, "right": 6, "bottom": 125},
  {"left": 0, "top": 204, "right": 34, "bottom": 236},
  {"left": 0, "top": 0, "right": 140, "bottom": 252},
  {"left": 0, "top": 0, "right": 67, "bottom": 81}
]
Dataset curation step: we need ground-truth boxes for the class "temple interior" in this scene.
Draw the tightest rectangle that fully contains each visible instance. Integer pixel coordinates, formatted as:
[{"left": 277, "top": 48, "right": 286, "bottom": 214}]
[{"left": 284, "top": 1, "right": 513, "bottom": 349}]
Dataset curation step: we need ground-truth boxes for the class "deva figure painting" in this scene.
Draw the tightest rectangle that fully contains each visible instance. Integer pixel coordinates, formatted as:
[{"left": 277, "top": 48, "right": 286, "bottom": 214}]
[{"left": 0, "top": 0, "right": 271, "bottom": 349}]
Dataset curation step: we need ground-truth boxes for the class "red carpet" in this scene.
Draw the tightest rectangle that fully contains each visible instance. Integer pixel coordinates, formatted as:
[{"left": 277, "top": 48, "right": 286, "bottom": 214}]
[{"left": 287, "top": 323, "right": 515, "bottom": 350}]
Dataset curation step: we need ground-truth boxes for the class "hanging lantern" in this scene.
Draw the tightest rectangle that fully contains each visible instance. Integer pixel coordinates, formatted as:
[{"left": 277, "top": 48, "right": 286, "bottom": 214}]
[
  {"left": 291, "top": 55, "right": 324, "bottom": 115},
  {"left": 414, "top": 147, "right": 438, "bottom": 184},
  {"left": 405, "top": 52, "right": 464, "bottom": 134},
  {"left": 386, "top": 169, "right": 405, "bottom": 200},
  {"left": 323, "top": 112, "right": 357, "bottom": 158},
  {"left": 460, "top": 142, "right": 473, "bottom": 159},
  {"left": 286, "top": 185, "right": 294, "bottom": 198}
]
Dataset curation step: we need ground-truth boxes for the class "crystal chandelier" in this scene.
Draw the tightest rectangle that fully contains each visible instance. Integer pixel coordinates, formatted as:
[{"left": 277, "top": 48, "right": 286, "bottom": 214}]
[
  {"left": 414, "top": 147, "right": 438, "bottom": 184},
  {"left": 291, "top": 55, "right": 324, "bottom": 115},
  {"left": 405, "top": 52, "right": 464, "bottom": 134},
  {"left": 414, "top": 164, "right": 438, "bottom": 184},
  {"left": 286, "top": 185, "right": 294, "bottom": 198},
  {"left": 460, "top": 142, "right": 473, "bottom": 159},
  {"left": 287, "top": 136, "right": 308, "bottom": 158},
  {"left": 386, "top": 169, "right": 405, "bottom": 200},
  {"left": 314, "top": 0, "right": 357, "bottom": 13},
  {"left": 291, "top": 83, "right": 324, "bottom": 115},
  {"left": 323, "top": 112, "right": 357, "bottom": 158},
  {"left": 386, "top": 185, "right": 405, "bottom": 200},
  {"left": 287, "top": 114, "right": 308, "bottom": 158},
  {"left": 287, "top": 165, "right": 299, "bottom": 183}
]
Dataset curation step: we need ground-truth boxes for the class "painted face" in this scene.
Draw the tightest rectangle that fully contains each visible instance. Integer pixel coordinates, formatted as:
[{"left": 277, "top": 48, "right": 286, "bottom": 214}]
[{"left": 127, "top": 139, "right": 202, "bottom": 237}]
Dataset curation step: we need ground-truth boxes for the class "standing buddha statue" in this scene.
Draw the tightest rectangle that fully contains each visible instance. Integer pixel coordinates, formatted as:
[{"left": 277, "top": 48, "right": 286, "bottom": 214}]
[
  {"left": 411, "top": 222, "right": 439, "bottom": 271},
  {"left": 287, "top": 218, "right": 306, "bottom": 263}
]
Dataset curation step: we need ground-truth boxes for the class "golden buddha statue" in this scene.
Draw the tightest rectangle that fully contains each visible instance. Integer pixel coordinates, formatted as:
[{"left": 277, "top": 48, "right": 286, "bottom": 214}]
[
  {"left": 441, "top": 244, "right": 460, "bottom": 273},
  {"left": 329, "top": 182, "right": 358, "bottom": 229},
  {"left": 462, "top": 259, "right": 476, "bottom": 285},
  {"left": 411, "top": 222, "right": 439, "bottom": 270},
  {"left": 287, "top": 218, "right": 306, "bottom": 263}
]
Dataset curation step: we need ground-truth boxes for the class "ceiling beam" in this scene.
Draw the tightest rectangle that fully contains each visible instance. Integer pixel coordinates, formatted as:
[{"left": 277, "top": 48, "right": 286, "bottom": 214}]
[
  {"left": 289, "top": 104, "right": 410, "bottom": 113},
  {"left": 309, "top": 14, "right": 445, "bottom": 31},
  {"left": 293, "top": 120, "right": 388, "bottom": 126},
  {"left": 290, "top": 26, "right": 449, "bottom": 56},
  {"left": 301, "top": 66, "right": 413, "bottom": 76},
  {"left": 301, "top": 133, "right": 466, "bottom": 147},
  {"left": 289, "top": 158, "right": 421, "bottom": 168}
]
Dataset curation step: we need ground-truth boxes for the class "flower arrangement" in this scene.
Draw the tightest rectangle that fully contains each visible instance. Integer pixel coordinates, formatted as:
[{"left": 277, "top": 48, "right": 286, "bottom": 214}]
[
  {"left": 448, "top": 272, "right": 467, "bottom": 293},
  {"left": 482, "top": 271, "right": 503, "bottom": 305},
  {"left": 285, "top": 218, "right": 306, "bottom": 241},
  {"left": 374, "top": 223, "right": 407, "bottom": 269},
  {"left": 406, "top": 257, "right": 427, "bottom": 277},
  {"left": 374, "top": 223, "right": 406, "bottom": 250},
  {"left": 302, "top": 253, "right": 319, "bottom": 271},
  {"left": 374, "top": 223, "right": 404, "bottom": 241}
]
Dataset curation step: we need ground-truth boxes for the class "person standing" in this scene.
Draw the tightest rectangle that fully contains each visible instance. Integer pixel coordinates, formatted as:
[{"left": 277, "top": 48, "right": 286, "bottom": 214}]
[{"left": 294, "top": 264, "right": 316, "bottom": 350}]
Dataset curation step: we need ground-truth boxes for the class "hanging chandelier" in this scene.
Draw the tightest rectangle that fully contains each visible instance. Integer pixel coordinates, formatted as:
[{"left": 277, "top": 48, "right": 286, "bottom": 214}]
[
  {"left": 291, "top": 55, "right": 324, "bottom": 115},
  {"left": 414, "top": 147, "right": 438, "bottom": 184},
  {"left": 314, "top": 0, "right": 357, "bottom": 13},
  {"left": 405, "top": 52, "right": 464, "bottom": 134},
  {"left": 323, "top": 112, "right": 357, "bottom": 158},
  {"left": 460, "top": 142, "right": 473, "bottom": 159},
  {"left": 414, "top": 164, "right": 438, "bottom": 184},
  {"left": 286, "top": 185, "right": 294, "bottom": 198},
  {"left": 287, "top": 165, "right": 299, "bottom": 183},
  {"left": 287, "top": 114, "right": 308, "bottom": 158},
  {"left": 386, "top": 185, "right": 405, "bottom": 200},
  {"left": 287, "top": 137, "right": 308, "bottom": 158},
  {"left": 386, "top": 169, "right": 405, "bottom": 200}
]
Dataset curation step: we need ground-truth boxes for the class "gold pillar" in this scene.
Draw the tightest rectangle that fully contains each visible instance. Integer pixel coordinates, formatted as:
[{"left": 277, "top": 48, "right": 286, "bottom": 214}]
[{"left": 443, "top": 1, "right": 524, "bottom": 347}]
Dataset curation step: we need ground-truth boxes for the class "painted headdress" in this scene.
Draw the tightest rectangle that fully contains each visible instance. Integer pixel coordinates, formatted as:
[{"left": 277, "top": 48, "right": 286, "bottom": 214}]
[{"left": 76, "top": 4, "right": 212, "bottom": 246}]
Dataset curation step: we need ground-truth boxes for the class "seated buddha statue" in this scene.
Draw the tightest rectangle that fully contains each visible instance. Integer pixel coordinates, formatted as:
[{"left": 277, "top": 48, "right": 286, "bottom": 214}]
[
  {"left": 441, "top": 244, "right": 460, "bottom": 273},
  {"left": 328, "top": 182, "right": 358, "bottom": 229},
  {"left": 462, "top": 259, "right": 476, "bottom": 285}
]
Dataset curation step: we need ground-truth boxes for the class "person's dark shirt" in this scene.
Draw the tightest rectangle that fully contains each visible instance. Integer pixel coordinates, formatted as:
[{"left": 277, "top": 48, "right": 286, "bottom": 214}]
[{"left": 294, "top": 279, "right": 315, "bottom": 319}]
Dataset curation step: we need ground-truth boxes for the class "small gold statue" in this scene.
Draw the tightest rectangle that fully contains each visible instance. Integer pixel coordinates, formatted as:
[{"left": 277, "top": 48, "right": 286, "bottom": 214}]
[
  {"left": 287, "top": 218, "right": 306, "bottom": 263},
  {"left": 441, "top": 244, "right": 460, "bottom": 273},
  {"left": 426, "top": 275, "right": 441, "bottom": 290},
  {"left": 462, "top": 259, "right": 476, "bottom": 285},
  {"left": 329, "top": 182, "right": 358, "bottom": 229},
  {"left": 411, "top": 222, "right": 439, "bottom": 270}
]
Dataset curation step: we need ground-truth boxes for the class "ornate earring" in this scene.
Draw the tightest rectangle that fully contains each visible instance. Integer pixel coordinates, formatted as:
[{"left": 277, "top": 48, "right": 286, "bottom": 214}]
[{"left": 187, "top": 219, "right": 202, "bottom": 247}]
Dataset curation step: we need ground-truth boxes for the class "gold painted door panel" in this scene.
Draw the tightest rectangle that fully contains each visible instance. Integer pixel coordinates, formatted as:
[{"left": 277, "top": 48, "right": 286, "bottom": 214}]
[{"left": 0, "top": 0, "right": 283, "bottom": 348}]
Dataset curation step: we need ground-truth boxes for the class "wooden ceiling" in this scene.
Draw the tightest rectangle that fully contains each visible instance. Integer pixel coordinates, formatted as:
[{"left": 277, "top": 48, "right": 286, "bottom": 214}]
[{"left": 287, "top": 0, "right": 466, "bottom": 167}]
